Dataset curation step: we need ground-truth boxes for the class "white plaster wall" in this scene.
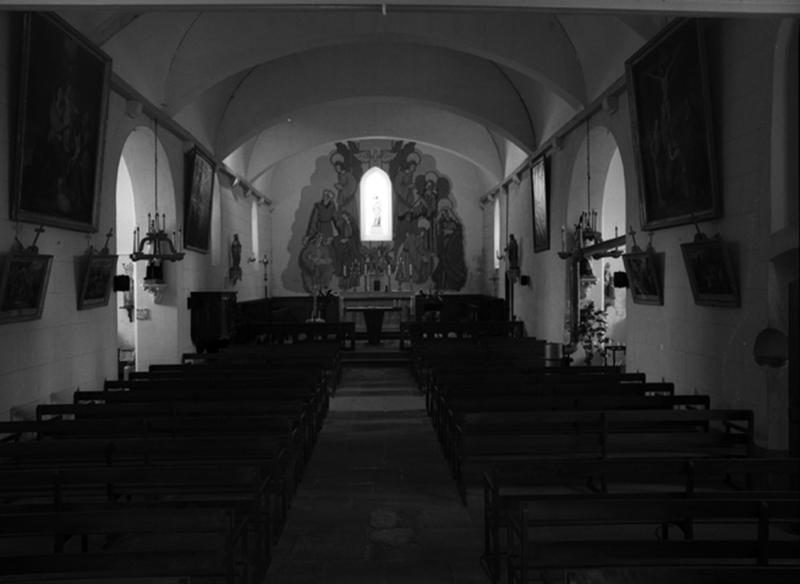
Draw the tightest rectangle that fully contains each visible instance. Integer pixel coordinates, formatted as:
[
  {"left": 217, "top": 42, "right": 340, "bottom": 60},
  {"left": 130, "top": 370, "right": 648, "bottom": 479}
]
[
  {"left": 496, "top": 19, "right": 791, "bottom": 450},
  {"left": 0, "top": 13, "right": 116, "bottom": 417}
]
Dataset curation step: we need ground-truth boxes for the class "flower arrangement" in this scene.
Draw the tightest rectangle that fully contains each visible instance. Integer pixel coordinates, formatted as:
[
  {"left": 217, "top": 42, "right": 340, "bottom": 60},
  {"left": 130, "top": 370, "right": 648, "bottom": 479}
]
[{"left": 577, "top": 300, "right": 608, "bottom": 357}]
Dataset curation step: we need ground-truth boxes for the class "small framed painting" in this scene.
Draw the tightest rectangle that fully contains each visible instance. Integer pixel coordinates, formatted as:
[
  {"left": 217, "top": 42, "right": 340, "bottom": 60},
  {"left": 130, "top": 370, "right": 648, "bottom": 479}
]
[
  {"left": 530, "top": 156, "right": 550, "bottom": 253},
  {"left": 77, "top": 253, "right": 117, "bottom": 310},
  {"left": 681, "top": 237, "right": 739, "bottom": 308},
  {"left": 0, "top": 254, "right": 53, "bottom": 324},
  {"left": 183, "top": 146, "right": 216, "bottom": 252},
  {"left": 622, "top": 249, "right": 664, "bottom": 306}
]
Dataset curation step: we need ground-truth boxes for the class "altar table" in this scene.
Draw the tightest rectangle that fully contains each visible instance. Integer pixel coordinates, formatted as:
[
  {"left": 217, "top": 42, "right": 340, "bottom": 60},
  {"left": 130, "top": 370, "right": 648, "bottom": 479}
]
[{"left": 344, "top": 305, "right": 402, "bottom": 345}]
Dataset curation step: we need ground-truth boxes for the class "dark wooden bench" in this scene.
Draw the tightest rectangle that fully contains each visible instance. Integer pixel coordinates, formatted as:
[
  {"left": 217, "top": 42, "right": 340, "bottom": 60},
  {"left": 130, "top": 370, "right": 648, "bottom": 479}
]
[
  {"left": 0, "top": 434, "right": 294, "bottom": 540},
  {"left": 506, "top": 495, "right": 800, "bottom": 584},
  {"left": 482, "top": 456, "right": 800, "bottom": 583},
  {"left": 438, "top": 393, "right": 710, "bottom": 461},
  {"left": 0, "top": 502, "right": 266, "bottom": 584},
  {"left": 452, "top": 408, "right": 755, "bottom": 502}
]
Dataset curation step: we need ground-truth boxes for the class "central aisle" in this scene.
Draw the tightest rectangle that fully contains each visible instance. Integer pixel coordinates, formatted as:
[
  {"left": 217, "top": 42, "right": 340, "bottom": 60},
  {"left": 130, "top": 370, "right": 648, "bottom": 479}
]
[{"left": 266, "top": 359, "right": 488, "bottom": 584}]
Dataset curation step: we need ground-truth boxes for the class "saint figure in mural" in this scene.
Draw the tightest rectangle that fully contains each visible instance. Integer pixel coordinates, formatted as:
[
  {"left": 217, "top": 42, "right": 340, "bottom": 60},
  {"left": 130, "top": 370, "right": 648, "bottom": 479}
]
[
  {"left": 406, "top": 218, "right": 437, "bottom": 284},
  {"left": 432, "top": 199, "right": 467, "bottom": 290},
  {"left": 332, "top": 210, "right": 360, "bottom": 279},
  {"left": 300, "top": 232, "right": 334, "bottom": 292},
  {"left": 305, "top": 188, "right": 337, "bottom": 244}
]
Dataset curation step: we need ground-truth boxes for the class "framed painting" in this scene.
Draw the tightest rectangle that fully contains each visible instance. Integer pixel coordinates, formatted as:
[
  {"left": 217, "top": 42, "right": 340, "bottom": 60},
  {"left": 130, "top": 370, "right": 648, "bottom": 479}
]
[
  {"left": 681, "top": 237, "right": 739, "bottom": 307},
  {"left": 0, "top": 254, "right": 53, "bottom": 324},
  {"left": 531, "top": 155, "right": 550, "bottom": 253},
  {"left": 626, "top": 18, "right": 721, "bottom": 231},
  {"left": 183, "top": 146, "right": 216, "bottom": 252},
  {"left": 622, "top": 249, "right": 664, "bottom": 305},
  {"left": 77, "top": 253, "right": 117, "bottom": 310},
  {"left": 12, "top": 12, "right": 111, "bottom": 232}
]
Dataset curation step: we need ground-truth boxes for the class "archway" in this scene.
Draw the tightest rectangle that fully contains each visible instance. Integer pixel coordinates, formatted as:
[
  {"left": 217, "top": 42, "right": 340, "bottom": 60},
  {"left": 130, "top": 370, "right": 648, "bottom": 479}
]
[
  {"left": 566, "top": 122, "right": 627, "bottom": 364},
  {"left": 115, "top": 126, "right": 180, "bottom": 371}
]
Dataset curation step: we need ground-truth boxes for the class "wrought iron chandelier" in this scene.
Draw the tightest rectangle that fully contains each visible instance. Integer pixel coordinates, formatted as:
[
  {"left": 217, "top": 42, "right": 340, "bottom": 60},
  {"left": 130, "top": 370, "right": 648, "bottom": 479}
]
[{"left": 129, "top": 119, "right": 184, "bottom": 267}]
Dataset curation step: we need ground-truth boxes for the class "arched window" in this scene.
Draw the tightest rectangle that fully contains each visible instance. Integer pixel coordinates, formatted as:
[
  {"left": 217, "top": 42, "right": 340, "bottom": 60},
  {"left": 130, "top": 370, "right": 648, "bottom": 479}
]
[
  {"left": 359, "top": 167, "right": 393, "bottom": 242},
  {"left": 493, "top": 196, "right": 501, "bottom": 269}
]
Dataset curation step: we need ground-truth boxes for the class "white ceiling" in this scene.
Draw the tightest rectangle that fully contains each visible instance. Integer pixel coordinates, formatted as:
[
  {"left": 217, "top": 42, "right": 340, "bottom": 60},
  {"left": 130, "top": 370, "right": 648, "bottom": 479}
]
[{"left": 27, "top": 1, "right": 795, "bottom": 203}]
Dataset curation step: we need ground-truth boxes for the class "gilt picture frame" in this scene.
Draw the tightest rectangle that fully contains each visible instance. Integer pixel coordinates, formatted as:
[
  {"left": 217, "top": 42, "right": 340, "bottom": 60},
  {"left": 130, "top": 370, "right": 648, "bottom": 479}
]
[
  {"left": 0, "top": 254, "right": 53, "bottom": 324},
  {"left": 626, "top": 18, "right": 721, "bottom": 231},
  {"left": 681, "top": 237, "right": 739, "bottom": 308},
  {"left": 77, "top": 253, "right": 117, "bottom": 310},
  {"left": 531, "top": 156, "right": 550, "bottom": 253},
  {"left": 12, "top": 12, "right": 111, "bottom": 232},
  {"left": 622, "top": 249, "right": 664, "bottom": 306},
  {"left": 183, "top": 147, "right": 216, "bottom": 253}
]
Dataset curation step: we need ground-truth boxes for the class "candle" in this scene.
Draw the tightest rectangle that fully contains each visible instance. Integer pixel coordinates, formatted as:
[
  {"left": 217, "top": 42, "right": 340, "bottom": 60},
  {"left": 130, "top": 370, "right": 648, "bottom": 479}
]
[{"left": 561, "top": 226, "right": 566, "bottom": 252}]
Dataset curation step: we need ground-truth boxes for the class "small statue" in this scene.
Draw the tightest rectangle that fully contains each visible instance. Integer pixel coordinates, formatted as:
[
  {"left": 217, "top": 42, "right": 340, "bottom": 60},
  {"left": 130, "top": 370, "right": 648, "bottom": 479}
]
[
  {"left": 231, "top": 234, "right": 242, "bottom": 268},
  {"left": 505, "top": 234, "right": 519, "bottom": 271},
  {"left": 229, "top": 234, "right": 243, "bottom": 285}
]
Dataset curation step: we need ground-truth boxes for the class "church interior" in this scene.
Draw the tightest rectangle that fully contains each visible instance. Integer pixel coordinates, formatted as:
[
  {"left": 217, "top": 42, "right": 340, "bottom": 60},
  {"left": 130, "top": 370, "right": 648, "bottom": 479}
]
[{"left": 0, "top": 1, "right": 798, "bottom": 583}]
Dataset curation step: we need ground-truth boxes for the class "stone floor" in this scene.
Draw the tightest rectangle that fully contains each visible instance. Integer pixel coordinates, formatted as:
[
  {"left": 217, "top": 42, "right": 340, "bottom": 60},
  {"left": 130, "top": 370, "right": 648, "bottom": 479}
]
[{"left": 265, "top": 345, "right": 489, "bottom": 584}]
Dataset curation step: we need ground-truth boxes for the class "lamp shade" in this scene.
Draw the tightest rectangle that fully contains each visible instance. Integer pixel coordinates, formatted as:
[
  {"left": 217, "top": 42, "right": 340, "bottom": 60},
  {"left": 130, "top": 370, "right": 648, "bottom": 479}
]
[{"left": 753, "top": 327, "right": 788, "bottom": 368}]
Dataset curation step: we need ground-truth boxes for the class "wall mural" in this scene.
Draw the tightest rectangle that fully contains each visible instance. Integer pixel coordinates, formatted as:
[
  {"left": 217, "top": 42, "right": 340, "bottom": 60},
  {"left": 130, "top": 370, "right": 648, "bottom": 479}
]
[{"left": 298, "top": 140, "right": 467, "bottom": 293}]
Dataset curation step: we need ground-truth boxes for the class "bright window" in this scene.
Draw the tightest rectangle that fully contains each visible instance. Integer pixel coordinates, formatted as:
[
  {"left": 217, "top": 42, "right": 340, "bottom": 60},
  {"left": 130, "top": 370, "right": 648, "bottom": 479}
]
[
  {"left": 493, "top": 197, "right": 501, "bottom": 269},
  {"left": 359, "top": 167, "right": 393, "bottom": 242}
]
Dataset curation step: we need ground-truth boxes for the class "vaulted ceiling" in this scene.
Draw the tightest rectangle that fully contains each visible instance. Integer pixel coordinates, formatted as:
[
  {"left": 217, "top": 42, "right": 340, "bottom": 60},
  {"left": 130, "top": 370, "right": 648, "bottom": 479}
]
[{"left": 38, "top": 0, "right": 794, "bottom": 203}]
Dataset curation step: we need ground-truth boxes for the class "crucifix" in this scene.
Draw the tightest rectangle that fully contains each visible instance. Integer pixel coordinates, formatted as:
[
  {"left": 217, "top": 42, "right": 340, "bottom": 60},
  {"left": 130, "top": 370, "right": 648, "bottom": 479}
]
[{"left": 27, "top": 225, "right": 46, "bottom": 254}]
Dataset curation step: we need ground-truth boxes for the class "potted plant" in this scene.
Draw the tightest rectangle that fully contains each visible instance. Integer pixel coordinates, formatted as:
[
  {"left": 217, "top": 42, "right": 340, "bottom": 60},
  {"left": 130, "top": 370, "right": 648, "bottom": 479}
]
[{"left": 577, "top": 300, "right": 608, "bottom": 365}]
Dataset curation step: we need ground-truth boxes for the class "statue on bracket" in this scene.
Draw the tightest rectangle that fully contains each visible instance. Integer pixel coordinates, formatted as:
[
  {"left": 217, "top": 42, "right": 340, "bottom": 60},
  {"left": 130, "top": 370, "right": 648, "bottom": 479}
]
[{"left": 228, "top": 234, "right": 242, "bottom": 285}]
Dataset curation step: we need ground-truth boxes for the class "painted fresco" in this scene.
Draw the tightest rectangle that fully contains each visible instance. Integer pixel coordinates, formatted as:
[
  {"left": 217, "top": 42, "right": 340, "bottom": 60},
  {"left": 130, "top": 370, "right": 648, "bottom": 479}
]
[{"left": 297, "top": 140, "right": 467, "bottom": 293}]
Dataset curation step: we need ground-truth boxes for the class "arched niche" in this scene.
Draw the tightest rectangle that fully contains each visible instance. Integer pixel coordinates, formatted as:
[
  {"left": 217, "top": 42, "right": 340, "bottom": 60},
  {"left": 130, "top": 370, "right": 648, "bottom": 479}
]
[
  {"left": 565, "top": 121, "right": 627, "bottom": 358},
  {"left": 116, "top": 126, "right": 180, "bottom": 371}
]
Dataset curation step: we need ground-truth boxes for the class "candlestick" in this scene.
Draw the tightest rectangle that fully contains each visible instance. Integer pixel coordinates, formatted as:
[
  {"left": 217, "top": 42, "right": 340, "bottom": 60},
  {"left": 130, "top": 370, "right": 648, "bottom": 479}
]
[{"left": 561, "top": 226, "right": 566, "bottom": 253}]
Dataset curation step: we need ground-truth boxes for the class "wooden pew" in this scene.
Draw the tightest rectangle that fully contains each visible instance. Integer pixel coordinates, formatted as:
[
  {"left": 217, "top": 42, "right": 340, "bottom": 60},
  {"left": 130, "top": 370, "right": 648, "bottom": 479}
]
[
  {"left": 437, "top": 394, "right": 710, "bottom": 461},
  {"left": 0, "top": 433, "right": 294, "bottom": 540},
  {"left": 0, "top": 502, "right": 266, "bottom": 584},
  {"left": 506, "top": 495, "right": 800, "bottom": 584},
  {"left": 482, "top": 456, "right": 800, "bottom": 583},
  {"left": 0, "top": 462, "right": 277, "bottom": 543},
  {"left": 451, "top": 409, "right": 755, "bottom": 502}
]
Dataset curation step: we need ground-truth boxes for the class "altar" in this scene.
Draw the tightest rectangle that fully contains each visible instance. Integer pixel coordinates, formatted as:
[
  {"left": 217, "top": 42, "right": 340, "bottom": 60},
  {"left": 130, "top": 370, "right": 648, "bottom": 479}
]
[{"left": 339, "top": 292, "right": 415, "bottom": 342}]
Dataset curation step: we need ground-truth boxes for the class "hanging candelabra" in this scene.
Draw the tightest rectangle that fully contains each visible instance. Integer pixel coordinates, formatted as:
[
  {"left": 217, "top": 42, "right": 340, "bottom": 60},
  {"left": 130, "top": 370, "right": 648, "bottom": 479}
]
[{"left": 129, "top": 119, "right": 184, "bottom": 302}]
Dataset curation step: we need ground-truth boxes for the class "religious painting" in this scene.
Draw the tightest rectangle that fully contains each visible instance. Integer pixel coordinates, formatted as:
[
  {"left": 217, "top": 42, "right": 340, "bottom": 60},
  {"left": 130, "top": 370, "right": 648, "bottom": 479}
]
[
  {"left": 77, "top": 253, "right": 117, "bottom": 310},
  {"left": 622, "top": 249, "right": 664, "bottom": 306},
  {"left": 681, "top": 237, "right": 739, "bottom": 307},
  {"left": 12, "top": 12, "right": 111, "bottom": 232},
  {"left": 626, "top": 18, "right": 721, "bottom": 231},
  {"left": 0, "top": 254, "right": 53, "bottom": 324},
  {"left": 531, "top": 155, "right": 549, "bottom": 253},
  {"left": 296, "top": 140, "right": 467, "bottom": 294},
  {"left": 183, "top": 146, "right": 216, "bottom": 252}
]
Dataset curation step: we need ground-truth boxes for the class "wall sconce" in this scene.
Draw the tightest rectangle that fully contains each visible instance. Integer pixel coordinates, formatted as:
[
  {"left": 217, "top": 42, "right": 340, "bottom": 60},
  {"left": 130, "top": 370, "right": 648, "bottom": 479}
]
[
  {"left": 143, "top": 260, "right": 168, "bottom": 303},
  {"left": 753, "top": 327, "right": 788, "bottom": 368}
]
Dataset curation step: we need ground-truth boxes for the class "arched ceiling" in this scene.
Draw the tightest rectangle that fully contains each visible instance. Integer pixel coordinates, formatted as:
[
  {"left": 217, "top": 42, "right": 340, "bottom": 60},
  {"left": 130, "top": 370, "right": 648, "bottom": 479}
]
[{"left": 45, "top": 1, "right": 795, "bottom": 202}]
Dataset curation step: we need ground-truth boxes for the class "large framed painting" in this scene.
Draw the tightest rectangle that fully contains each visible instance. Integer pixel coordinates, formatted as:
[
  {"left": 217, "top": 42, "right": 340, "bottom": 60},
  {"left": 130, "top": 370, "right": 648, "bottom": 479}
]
[
  {"left": 77, "top": 253, "right": 117, "bottom": 310},
  {"left": 626, "top": 18, "right": 720, "bottom": 231},
  {"left": 0, "top": 254, "right": 53, "bottom": 324},
  {"left": 183, "top": 146, "right": 216, "bottom": 252},
  {"left": 681, "top": 237, "right": 739, "bottom": 308},
  {"left": 622, "top": 249, "right": 664, "bottom": 306},
  {"left": 12, "top": 12, "right": 111, "bottom": 232},
  {"left": 530, "top": 155, "right": 550, "bottom": 253}
]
